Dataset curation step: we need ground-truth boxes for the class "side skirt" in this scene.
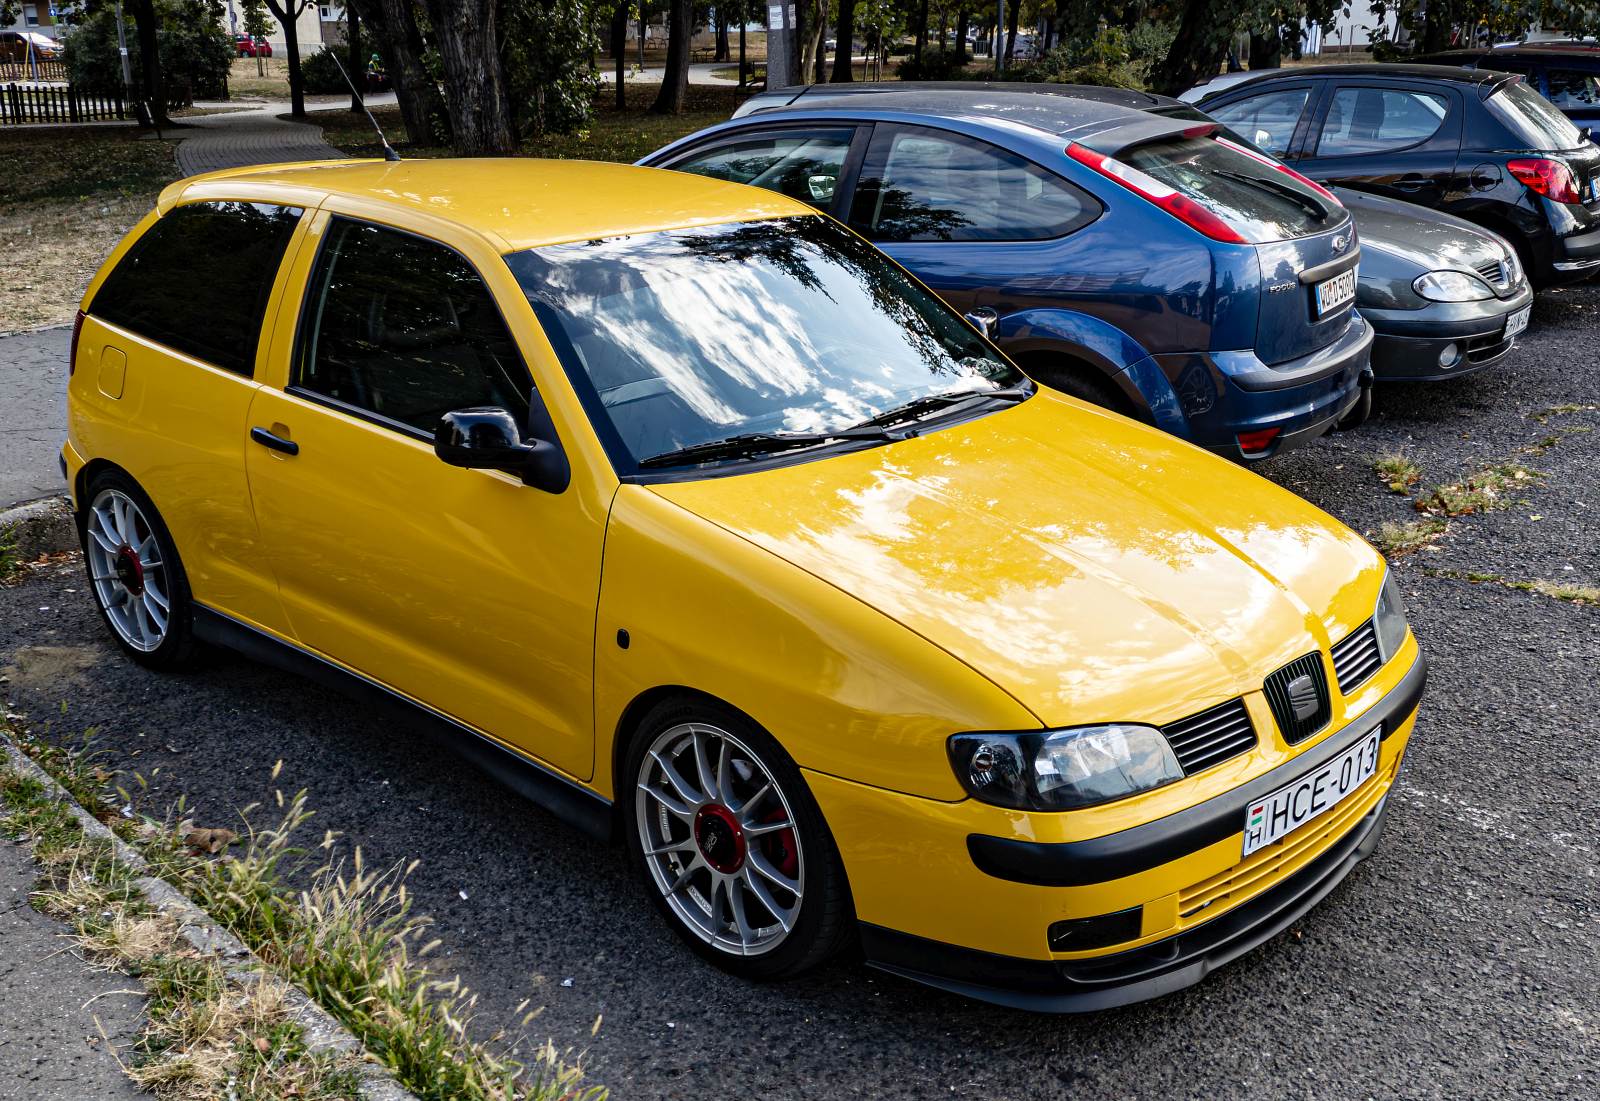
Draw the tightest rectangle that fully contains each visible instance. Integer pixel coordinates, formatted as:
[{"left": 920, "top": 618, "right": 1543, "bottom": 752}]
[{"left": 191, "top": 605, "right": 615, "bottom": 843}]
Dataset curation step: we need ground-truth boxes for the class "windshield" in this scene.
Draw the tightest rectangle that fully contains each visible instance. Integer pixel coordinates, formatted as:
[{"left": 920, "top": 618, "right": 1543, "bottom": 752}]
[
  {"left": 1489, "top": 80, "right": 1585, "bottom": 150},
  {"left": 507, "top": 216, "right": 1023, "bottom": 474},
  {"left": 1120, "top": 135, "right": 1337, "bottom": 243}
]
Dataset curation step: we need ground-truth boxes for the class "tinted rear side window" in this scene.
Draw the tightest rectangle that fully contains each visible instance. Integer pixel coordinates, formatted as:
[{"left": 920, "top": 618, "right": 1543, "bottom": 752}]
[
  {"left": 92, "top": 201, "right": 301, "bottom": 376},
  {"left": 1120, "top": 136, "right": 1337, "bottom": 243},
  {"left": 1548, "top": 68, "right": 1600, "bottom": 110},
  {"left": 1489, "top": 80, "right": 1586, "bottom": 149}
]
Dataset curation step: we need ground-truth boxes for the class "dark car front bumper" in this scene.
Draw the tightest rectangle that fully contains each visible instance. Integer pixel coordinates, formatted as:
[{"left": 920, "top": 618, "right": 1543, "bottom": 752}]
[{"left": 1362, "top": 284, "right": 1534, "bottom": 381}]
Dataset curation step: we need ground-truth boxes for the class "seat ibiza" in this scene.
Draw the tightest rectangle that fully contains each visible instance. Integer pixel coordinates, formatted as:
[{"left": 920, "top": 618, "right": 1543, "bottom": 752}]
[{"left": 65, "top": 159, "right": 1426, "bottom": 1011}]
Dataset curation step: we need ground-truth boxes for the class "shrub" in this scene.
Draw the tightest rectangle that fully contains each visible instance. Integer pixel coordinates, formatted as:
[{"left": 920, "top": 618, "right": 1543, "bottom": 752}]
[
  {"left": 896, "top": 47, "right": 968, "bottom": 81},
  {"left": 299, "top": 47, "right": 355, "bottom": 95},
  {"left": 63, "top": 0, "right": 231, "bottom": 107}
]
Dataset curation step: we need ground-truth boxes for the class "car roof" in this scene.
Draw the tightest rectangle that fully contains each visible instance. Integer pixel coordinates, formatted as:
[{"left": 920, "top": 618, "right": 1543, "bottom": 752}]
[
  {"left": 1423, "top": 46, "right": 1600, "bottom": 61},
  {"left": 738, "top": 82, "right": 1183, "bottom": 137},
  {"left": 1221, "top": 62, "right": 1511, "bottom": 86},
  {"left": 156, "top": 158, "right": 810, "bottom": 252}
]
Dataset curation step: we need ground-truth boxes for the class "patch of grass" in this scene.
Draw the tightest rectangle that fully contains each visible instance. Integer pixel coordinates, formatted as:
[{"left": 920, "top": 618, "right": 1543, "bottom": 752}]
[
  {"left": 1373, "top": 452, "right": 1421, "bottom": 494},
  {"left": 1370, "top": 517, "right": 1448, "bottom": 557},
  {"left": 2, "top": 724, "right": 603, "bottom": 1100},
  {"left": 0, "top": 525, "right": 20, "bottom": 581},
  {"left": 0, "top": 127, "right": 180, "bottom": 207},
  {"left": 1423, "top": 568, "right": 1600, "bottom": 606},
  {"left": 1415, "top": 461, "right": 1542, "bottom": 518},
  {"left": 1532, "top": 403, "right": 1597, "bottom": 423},
  {"left": 319, "top": 82, "right": 755, "bottom": 164}
]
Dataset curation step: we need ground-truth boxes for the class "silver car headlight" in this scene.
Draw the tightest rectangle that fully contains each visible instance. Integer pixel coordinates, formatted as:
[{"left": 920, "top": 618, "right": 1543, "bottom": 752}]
[
  {"left": 948, "top": 724, "right": 1184, "bottom": 811},
  {"left": 1414, "top": 270, "right": 1495, "bottom": 302},
  {"left": 1374, "top": 570, "right": 1411, "bottom": 663}
]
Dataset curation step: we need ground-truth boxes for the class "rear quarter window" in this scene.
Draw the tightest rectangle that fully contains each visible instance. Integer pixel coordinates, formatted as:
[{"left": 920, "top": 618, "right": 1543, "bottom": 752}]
[
  {"left": 1120, "top": 136, "right": 1338, "bottom": 243},
  {"left": 90, "top": 201, "right": 302, "bottom": 377},
  {"left": 1488, "top": 80, "right": 1586, "bottom": 150}
]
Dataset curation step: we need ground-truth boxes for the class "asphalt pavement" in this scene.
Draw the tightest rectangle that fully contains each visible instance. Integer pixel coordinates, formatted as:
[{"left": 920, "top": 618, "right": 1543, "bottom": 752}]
[
  {"left": 0, "top": 327, "right": 68, "bottom": 508},
  {"left": 1, "top": 283, "right": 1597, "bottom": 1098}
]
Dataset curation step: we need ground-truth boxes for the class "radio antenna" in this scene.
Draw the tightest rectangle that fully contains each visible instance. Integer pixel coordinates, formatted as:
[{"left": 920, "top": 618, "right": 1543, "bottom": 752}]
[{"left": 330, "top": 53, "right": 401, "bottom": 163}]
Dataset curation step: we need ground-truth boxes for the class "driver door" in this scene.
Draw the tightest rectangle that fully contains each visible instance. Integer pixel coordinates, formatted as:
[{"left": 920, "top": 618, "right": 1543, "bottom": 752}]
[{"left": 242, "top": 210, "right": 604, "bottom": 779}]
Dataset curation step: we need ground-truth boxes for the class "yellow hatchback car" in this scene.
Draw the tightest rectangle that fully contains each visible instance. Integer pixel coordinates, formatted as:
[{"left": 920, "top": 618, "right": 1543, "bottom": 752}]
[{"left": 65, "top": 159, "right": 1426, "bottom": 1011}]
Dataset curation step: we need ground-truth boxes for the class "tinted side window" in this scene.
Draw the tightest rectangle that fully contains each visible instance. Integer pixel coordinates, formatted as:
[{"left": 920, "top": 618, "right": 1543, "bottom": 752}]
[
  {"left": 668, "top": 129, "right": 855, "bottom": 210},
  {"left": 851, "top": 127, "right": 1097, "bottom": 243},
  {"left": 91, "top": 201, "right": 301, "bottom": 376},
  {"left": 296, "top": 218, "right": 530, "bottom": 436},
  {"left": 1316, "top": 88, "right": 1449, "bottom": 156},
  {"left": 1548, "top": 68, "right": 1600, "bottom": 109},
  {"left": 1207, "top": 88, "right": 1311, "bottom": 158}
]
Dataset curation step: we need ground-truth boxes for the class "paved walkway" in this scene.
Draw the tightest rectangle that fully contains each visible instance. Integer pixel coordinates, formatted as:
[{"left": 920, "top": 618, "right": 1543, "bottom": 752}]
[
  {"left": 0, "top": 328, "right": 69, "bottom": 508},
  {"left": 600, "top": 60, "right": 742, "bottom": 86},
  {"left": 171, "top": 104, "right": 345, "bottom": 176},
  {"left": 0, "top": 834, "right": 146, "bottom": 1099}
]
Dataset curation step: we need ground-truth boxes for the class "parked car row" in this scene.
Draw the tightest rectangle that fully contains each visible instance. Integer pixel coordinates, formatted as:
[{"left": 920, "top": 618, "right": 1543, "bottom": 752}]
[{"left": 66, "top": 61, "right": 1589, "bottom": 1016}]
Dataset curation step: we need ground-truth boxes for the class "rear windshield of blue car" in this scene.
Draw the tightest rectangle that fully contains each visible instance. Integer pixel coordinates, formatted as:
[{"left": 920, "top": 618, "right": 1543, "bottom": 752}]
[
  {"left": 506, "top": 215, "right": 1023, "bottom": 474},
  {"left": 1123, "top": 136, "right": 1340, "bottom": 243},
  {"left": 1488, "top": 80, "right": 1585, "bottom": 151}
]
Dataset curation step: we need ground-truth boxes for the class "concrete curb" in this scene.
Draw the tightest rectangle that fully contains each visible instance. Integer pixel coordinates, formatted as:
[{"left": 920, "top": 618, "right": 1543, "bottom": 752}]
[
  {"left": 1, "top": 496, "right": 77, "bottom": 560},
  {"left": 0, "top": 732, "right": 419, "bottom": 1101}
]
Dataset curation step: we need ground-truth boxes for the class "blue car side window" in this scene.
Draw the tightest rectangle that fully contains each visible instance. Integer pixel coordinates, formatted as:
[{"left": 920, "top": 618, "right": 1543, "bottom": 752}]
[{"left": 849, "top": 126, "right": 1098, "bottom": 243}]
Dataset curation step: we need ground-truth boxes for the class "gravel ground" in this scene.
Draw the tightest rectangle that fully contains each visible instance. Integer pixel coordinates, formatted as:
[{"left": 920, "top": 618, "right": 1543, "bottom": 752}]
[{"left": 2, "top": 283, "right": 1598, "bottom": 1099}]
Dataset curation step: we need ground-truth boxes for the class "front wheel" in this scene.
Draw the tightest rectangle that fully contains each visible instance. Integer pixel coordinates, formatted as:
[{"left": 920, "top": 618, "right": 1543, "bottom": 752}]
[{"left": 623, "top": 699, "right": 853, "bottom": 980}]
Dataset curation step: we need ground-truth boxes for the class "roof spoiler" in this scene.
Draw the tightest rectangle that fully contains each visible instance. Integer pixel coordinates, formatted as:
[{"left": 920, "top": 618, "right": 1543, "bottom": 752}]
[{"left": 1068, "top": 115, "right": 1219, "bottom": 157}]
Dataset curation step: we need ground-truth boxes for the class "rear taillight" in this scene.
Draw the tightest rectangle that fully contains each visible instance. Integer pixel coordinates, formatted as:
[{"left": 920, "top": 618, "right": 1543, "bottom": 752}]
[
  {"left": 1215, "top": 136, "right": 1344, "bottom": 206},
  {"left": 1237, "top": 427, "right": 1281, "bottom": 455},
  {"left": 1066, "top": 143, "right": 1248, "bottom": 244},
  {"left": 1507, "top": 158, "right": 1581, "bottom": 204},
  {"left": 68, "top": 309, "right": 86, "bottom": 376}
]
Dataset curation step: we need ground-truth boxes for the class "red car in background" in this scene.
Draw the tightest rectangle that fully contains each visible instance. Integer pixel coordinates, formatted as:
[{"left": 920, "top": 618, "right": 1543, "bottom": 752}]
[{"left": 235, "top": 35, "right": 273, "bottom": 58}]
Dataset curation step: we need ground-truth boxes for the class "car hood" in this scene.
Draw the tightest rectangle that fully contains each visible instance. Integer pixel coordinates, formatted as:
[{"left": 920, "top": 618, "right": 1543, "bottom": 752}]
[
  {"left": 649, "top": 391, "right": 1383, "bottom": 729},
  {"left": 1334, "top": 186, "right": 1508, "bottom": 273}
]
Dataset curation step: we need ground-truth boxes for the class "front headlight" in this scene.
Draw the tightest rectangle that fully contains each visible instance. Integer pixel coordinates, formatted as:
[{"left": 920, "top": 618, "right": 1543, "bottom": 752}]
[
  {"left": 948, "top": 724, "right": 1184, "bottom": 811},
  {"left": 1413, "top": 270, "right": 1494, "bottom": 302},
  {"left": 1374, "top": 570, "right": 1410, "bottom": 662}
]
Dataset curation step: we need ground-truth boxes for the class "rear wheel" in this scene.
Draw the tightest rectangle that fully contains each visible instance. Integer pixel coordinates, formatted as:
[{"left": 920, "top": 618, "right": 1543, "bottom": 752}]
[
  {"left": 1335, "top": 386, "right": 1373, "bottom": 431},
  {"left": 80, "top": 471, "right": 199, "bottom": 670},
  {"left": 623, "top": 698, "right": 853, "bottom": 980},
  {"left": 1025, "top": 359, "right": 1140, "bottom": 419}
]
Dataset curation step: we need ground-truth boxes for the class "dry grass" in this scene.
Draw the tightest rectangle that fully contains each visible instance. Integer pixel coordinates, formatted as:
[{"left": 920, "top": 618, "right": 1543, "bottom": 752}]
[
  {"left": 1373, "top": 452, "right": 1422, "bottom": 494},
  {"left": 1370, "top": 517, "right": 1448, "bottom": 557},
  {"left": 1424, "top": 568, "right": 1600, "bottom": 606},
  {"left": 1414, "top": 461, "right": 1542, "bottom": 518}
]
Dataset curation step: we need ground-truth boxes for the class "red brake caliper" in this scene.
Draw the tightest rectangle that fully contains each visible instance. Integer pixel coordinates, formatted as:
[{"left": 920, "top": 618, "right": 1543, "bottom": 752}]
[{"left": 760, "top": 808, "right": 799, "bottom": 879}]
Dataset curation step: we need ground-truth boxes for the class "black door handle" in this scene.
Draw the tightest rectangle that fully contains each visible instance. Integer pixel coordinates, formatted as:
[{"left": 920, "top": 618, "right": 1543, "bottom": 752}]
[{"left": 250, "top": 427, "right": 299, "bottom": 456}]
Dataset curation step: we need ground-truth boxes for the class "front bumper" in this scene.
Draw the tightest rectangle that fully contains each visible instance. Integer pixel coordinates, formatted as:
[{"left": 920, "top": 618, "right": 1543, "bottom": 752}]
[
  {"left": 810, "top": 646, "right": 1427, "bottom": 1013},
  {"left": 1363, "top": 285, "right": 1533, "bottom": 382}
]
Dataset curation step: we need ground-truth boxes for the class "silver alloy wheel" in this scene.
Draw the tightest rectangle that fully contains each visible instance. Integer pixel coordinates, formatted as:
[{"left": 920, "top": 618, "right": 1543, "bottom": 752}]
[
  {"left": 635, "top": 722, "right": 805, "bottom": 957},
  {"left": 85, "top": 488, "right": 171, "bottom": 652}
]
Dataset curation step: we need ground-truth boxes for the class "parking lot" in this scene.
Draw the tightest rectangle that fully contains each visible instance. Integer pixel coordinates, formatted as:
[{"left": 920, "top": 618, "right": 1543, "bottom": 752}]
[{"left": 1, "top": 270, "right": 1596, "bottom": 1098}]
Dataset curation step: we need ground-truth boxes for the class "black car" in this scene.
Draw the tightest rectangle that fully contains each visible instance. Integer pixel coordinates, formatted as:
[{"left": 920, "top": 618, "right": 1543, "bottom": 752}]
[
  {"left": 1197, "top": 64, "right": 1600, "bottom": 285},
  {"left": 1413, "top": 47, "right": 1600, "bottom": 131}
]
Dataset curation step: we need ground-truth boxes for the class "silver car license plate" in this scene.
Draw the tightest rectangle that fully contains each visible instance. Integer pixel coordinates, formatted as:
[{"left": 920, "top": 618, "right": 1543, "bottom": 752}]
[
  {"left": 1505, "top": 304, "right": 1532, "bottom": 340},
  {"left": 1241, "top": 728, "right": 1380, "bottom": 857}
]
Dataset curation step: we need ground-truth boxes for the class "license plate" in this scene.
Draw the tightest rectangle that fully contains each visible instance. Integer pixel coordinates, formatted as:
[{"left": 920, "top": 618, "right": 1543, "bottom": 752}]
[
  {"left": 1241, "top": 728, "right": 1380, "bottom": 857},
  {"left": 1589, "top": 175, "right": 1600, "bottom": 203},
  {"left": 1505, "top": 304, "right": 1532, "bottom": 340},
  {"left": 1314, "top": 268, "right": 1357, "bottom": 318}
]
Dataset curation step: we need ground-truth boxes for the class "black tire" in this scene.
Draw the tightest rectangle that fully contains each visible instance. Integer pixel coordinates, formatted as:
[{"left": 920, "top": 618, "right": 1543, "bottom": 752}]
[
  {"left": 1026, "top": 359, "right": 1140, "bottom": 418},
  {"left": 1335, "top": 386, "right": 1373, "bottom": 432},
  {"left": 622, "top": 696, "right": 854, "bottom": 981},
  {"left": 78, "top": 469, "right": 201, "bottom": 671}
]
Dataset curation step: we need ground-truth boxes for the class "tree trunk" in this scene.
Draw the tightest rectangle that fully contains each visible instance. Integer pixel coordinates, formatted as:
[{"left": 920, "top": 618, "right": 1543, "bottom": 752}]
[
  {"left": 738, "top": 16, "right": 747, "bottom": 86},
  {"left": 1248, "top": 28, "right": 1281, "bottom": 70},
  {"left": 423, "top": 0, "right": 516, "bottom": 153},
  {"left": 1004, "top": 0, "right": 1019, "bottom": 62},
  {"left": 347, "top": 3, "right": 363, "bottom": 112},
  {"left": 815, "top": 15, "right": 827, "bottom": 83},
  {"left": 611, "top": 4, "right": 628, "bottom": 109},
  {"left": 831, "top": 0, "right": 853, "bottom": 81},
  {"left": 127, "top": 0, "right": 168, "bottom": 124},
  {"left": 715, "top": 6, "right": 730, "bottom": 61},
  {"left": 914, "top": 0, "right": 929, "bottom": 61},
  {"left": 1150, "top": 2, "right": 1233, "bottom": 98},
  {"left": 361, "top": 0, "right": 448, "bottom": 146},
  {"left": 652, "top": 0, "right": 692, "bottom": 114},
  {"left": 262, "top": 0, "right": 308, "bottom": 118},
  {"left": 1042, "top": 15, "right": 1054, "bottom": 55},
  {"left": 954, "top": 7, "right": 968, "bottom": 63}
]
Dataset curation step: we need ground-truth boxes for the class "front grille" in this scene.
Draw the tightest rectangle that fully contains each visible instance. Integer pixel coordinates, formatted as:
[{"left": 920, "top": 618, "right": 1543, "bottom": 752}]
[
  {"left": 1475, "top": 257, "right": 1509, "bottom": 289},
  {"left": 1262, "top": 653, "right": 1331, "bottom": 744},
  {"left": 1330, "top": 619, "right": 1382, "bottom": 694},
  {"left": 1161, "top": 697, "right": 1256, "bottom": 775}
]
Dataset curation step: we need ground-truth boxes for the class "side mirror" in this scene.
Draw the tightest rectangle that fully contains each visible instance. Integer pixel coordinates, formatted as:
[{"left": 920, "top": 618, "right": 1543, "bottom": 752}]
[
  {"left": 964, "top": 306, "right": 999, "bottom": 341},
  {"left": 434, "top": 405, "right": 570, "bottom": 493}
]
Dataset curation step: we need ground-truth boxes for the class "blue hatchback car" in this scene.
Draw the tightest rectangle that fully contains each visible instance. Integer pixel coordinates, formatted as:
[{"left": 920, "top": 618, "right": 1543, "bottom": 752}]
[{"left": 641, "top": 83, "right": 1374, "bottom": 460}]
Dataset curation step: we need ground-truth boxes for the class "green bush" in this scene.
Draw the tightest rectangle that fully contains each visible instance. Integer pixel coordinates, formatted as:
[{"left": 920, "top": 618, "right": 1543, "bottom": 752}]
[
  {"left": 896, "top": 47, "right": 968, "bottom": 81},
  {"left": 298, "top": 47, "right": 355, "bottom": 95},
  {"left": 63, "top": 0, "right": 231, "bottom": 107}
]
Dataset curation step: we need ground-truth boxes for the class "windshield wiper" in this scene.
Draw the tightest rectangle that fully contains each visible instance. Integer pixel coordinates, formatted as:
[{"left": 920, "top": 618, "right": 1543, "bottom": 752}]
[
  {"left": 1212, "top": 168, "right": 1330, "bottom": 221},
  {"left": 849, "top": 385, "right": 1031, "bottom": 431},
  {"left": 637, "top": 427, "right": 893, "bottom": 469}
]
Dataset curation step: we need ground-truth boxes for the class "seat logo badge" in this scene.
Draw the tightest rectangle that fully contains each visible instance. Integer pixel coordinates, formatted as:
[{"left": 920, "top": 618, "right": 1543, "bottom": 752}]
[
  {"left": 1287, "top": 674, "right": 1320, "bottom": 721},
  {"left": 1331, "top": 233, "right": 1350, "bottom": 253}
]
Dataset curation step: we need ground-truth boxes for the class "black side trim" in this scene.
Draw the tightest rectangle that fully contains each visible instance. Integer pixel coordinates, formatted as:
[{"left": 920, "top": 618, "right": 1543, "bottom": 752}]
[
  {"left": 865, "top": 781, "right": 1395, "bottom": 1014},
  {"left": 191, "top": 605, "right": 614, "bottom": 842},
  {"left": 966, "top": 653, "right": 1426, "bottom": 888}
]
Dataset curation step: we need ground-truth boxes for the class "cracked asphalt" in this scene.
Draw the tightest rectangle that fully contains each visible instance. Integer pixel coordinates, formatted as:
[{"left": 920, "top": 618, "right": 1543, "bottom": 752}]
[{"left": 2, "top": 283, "right": 1598, "bottom": 1099}]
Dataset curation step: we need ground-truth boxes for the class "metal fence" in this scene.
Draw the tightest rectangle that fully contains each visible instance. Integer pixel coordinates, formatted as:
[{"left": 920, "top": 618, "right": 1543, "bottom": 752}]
[
  {"left": 0, "top": 83, "right": 128, "bottom": 125},
  {"left": 0, "top": 58, "right": 70, "bottom": 83}
]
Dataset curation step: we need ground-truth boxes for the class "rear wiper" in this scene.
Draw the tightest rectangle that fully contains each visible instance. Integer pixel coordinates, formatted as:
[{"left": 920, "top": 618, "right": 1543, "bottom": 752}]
[
  {"left": 1212, "top": 168, "right": 1330, "bottom": 221},
  {"left": 637, "top": 426, "right": 893, "bottom": 469},
  {"left": 850, "top": 385, "right": 1031, "bottom": 431}
]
